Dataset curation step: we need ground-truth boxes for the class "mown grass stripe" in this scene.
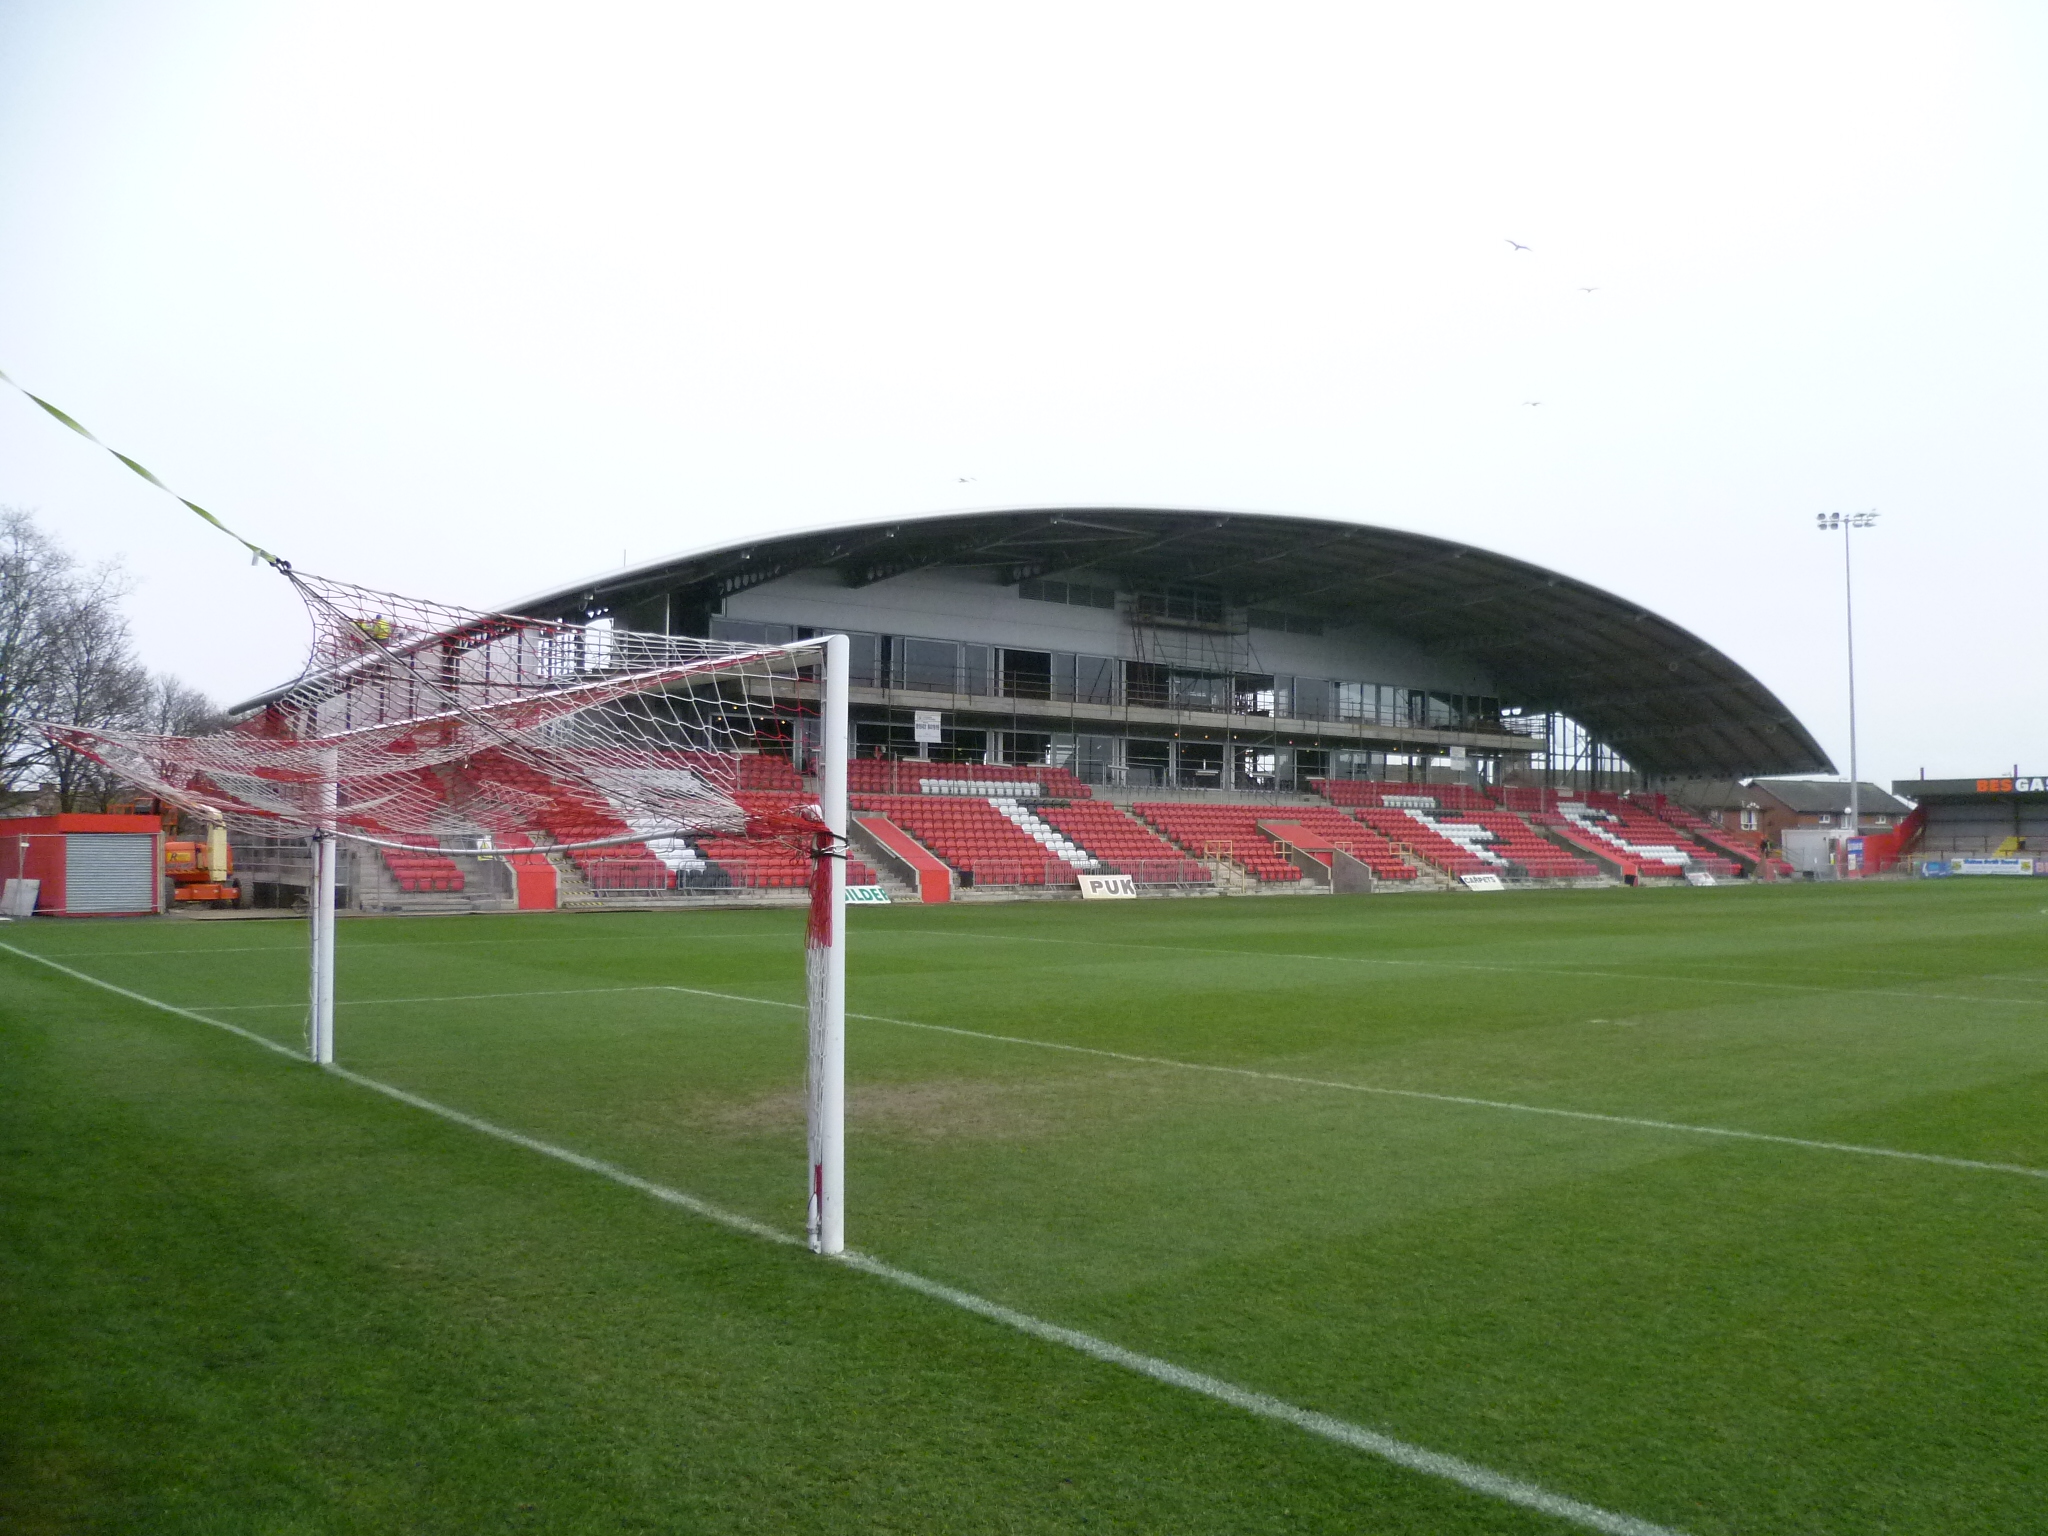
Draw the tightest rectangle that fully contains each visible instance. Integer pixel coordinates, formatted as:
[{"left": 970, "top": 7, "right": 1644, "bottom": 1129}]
[
  {"left": 61, "top": 943, "right": 2042, "bottom": 1185},
  {"left": 200, "top": 985, "right": 675, "bottom": 1011},
  {"left": 0, "top": 937, "right": 1685, "bottom": 1536},
  {"left": 652, "top": 983, "right": 2048, "bottom": 1183},
  {"left": 891, "top": 927, "right": 2048, "bottom": 1010},
  {"left": 18, "top": 928, "right": 799, "bottom": 959}
]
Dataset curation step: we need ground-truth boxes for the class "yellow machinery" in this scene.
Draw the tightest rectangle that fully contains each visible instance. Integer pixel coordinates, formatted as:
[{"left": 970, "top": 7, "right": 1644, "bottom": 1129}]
[{"left": 164, "top": 813, "right": 242, "bottom": 907}]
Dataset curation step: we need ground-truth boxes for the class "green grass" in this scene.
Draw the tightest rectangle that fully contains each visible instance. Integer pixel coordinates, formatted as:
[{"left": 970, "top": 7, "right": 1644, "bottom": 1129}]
[{"left": 4, "top": 880, "right": 2047, "bottom": 1533}]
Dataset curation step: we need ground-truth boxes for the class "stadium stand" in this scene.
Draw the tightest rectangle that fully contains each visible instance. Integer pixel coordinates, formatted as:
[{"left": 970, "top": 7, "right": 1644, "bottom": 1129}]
[
  {"left": 849, "top": 760, "right": 1093, "bottom": 799},
  {"left": 1544, "top": 793, "right": 1741, "bottom": 879},
  {"left": 376, "top": 844, "right": 467, "bottom": 893},
  {"left": 851, "top": 794, "right": 1080, "bottom": 886},
  {"left": 1626, "top": 793, "right": 1764, "bottom": 872},
  {"left": 697, "top": 788, "right": 875, "bottom": 889},
  {"left": 733, "top": 753, "right": 805, "bottom": 792},
  {"left": 1345, "top": 796, "right": 1598, "bottom": 881},
  {"left": 1251, "top": 806, "right": 1418, "bottom": 881},
  {"left": 1035, "top": 801, "right": 1213, "bottom": 883},
  {"left": 1459, "top": 810, "right": 1601, "bottom": 879},
  {"left": 1311, "top": 778, "right": 1496, "bottom": 812},
  {"left": 353, "top": 769, "right": 470, "bottom": 892},
  {"left": 350, "top": 765, "right": 477, "bottom": 888},
  {"left": 1352, "top": 806, "right": 1495, "bottom": 878},
  {"left": 1131, "top": 804, "right": 1305, "bottom": 883},
  {"left": 456, "top": 749, "right": 871, "bottom": 892},
  {"left": 1490, "top": 786, "right": 1705, "bottom": 878},
  {"left": 460, "top": 750, "right": 671, "bottom": 890},
  {"left": 853, "top": 814, "right": 955, "bottom": 900}
]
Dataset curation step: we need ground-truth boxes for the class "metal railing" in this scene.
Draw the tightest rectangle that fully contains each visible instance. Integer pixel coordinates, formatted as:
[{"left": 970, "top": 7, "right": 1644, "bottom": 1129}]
[
  {"left": 1111, "top": 857, "right": 1214, "bottom": 886},
  {"left": 955, "top": 855, "right": 1214, "bottom": 889},
  {"left": 848, "top": 665, "right": 1526, "bottom": 738},
  {"left": 957, "top": 858, "right": 1082, "bottom": 888}
]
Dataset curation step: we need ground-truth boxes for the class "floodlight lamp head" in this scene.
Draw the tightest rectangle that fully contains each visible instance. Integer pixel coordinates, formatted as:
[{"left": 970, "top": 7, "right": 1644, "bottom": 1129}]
[{"left": 1816, "top": 512, "right": 1840, "bottom": 529}]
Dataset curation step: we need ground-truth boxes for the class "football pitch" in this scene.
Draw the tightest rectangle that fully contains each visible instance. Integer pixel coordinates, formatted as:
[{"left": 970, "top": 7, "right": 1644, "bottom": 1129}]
[{"left": 4, "top": 881, "right": 2046, "bottom": 1534}]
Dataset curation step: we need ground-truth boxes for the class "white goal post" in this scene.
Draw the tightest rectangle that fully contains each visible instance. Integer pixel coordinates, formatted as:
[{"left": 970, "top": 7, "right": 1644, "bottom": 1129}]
[
  {"left": 50, "top": 578, "right": 855, "bottom": 1258},
  {"left": 809, "top": 632, "right": 849, "bottom": 1256}
]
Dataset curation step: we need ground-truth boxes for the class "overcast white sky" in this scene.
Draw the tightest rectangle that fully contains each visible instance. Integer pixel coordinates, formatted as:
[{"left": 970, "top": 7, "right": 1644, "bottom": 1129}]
[{"left": 3, "top": 2, "right": 2043, "bottom": 781}]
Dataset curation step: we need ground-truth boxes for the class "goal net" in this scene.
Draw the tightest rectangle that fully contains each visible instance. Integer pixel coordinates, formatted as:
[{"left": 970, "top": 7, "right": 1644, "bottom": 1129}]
[{"left": 47, "top": 565, "right": 852, "bottom": 1253}]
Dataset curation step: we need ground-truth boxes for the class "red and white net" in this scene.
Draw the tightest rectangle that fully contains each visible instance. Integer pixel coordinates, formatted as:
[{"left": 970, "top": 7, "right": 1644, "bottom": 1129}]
[{"left": 49, "top": 569, "right": 826, "bottom": 858}]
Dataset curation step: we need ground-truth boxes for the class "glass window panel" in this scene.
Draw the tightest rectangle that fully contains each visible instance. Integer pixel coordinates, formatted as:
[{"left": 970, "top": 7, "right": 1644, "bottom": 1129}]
[
  {"left": 1125, "top": 661, "right": 1168, "bottom": 707},
  {"left": 709, "top": 618, "right": 794, "bottom": 646},
  {"left": 1233, "top": 674, "right": 1275, "bottom": 716},
  {"left": 961, "top": 644, "right": 990, "bottom": 696},
  {"left": 1076, "top": 655, "right": 1117, "bottom": 705},
  {"left": 1077, "top": 734, "right": 1116, "bottom": 783},
  {"left": 1176, "top": 741, "right": 1224, "bottom": 788},
  {"left": 1293, "top": 677, "right": 1334, "bottom": 720},
  {"left": 900, "top": 638, "right": 959, "bottom": 692},
  {"left": 843, "top": 632, "right": 881, "bottom": 688},
  {"left": 1124, "top": 738, "right": 1170, "bottom": 788},
  {"left": 1001, "top": 649, "right": 1053, "bottom": 700},
  {"left": 1001, "top": 730, "right": 1052, "bottom": 765},
  {"left": 1170, "top": 671, "right": 1228, "bottom": 712},
  {"left": 1050, "top": 652, "right": 1078, "bottom": 703}
]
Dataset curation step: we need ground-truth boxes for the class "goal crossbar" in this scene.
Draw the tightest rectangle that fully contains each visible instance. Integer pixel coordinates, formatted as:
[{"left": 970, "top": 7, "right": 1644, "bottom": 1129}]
[{"left": 45, "top": 577, "right": 852, "bottom": 1256}]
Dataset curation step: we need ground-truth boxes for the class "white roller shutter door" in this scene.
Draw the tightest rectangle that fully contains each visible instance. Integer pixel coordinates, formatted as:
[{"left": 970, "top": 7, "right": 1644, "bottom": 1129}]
[{"left": 64, "top": 834, "right": 156, "bottom": 913}]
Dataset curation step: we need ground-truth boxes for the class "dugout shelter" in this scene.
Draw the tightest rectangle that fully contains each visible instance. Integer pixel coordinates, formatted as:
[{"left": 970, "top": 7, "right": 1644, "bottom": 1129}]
[
  {"left": 1891, "top": 775, "right": 2048, "bottom": 861},
  {"left": 0, "top": 813, "right": 165, "bottom": 917}
]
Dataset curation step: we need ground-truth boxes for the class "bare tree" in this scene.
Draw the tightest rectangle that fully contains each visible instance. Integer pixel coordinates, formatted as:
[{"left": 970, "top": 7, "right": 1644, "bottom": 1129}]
[
  {"left": 44, "top": 603, "right": 151, "bottom": 811},
  {"left": 0, "top": 508, "right": 224, "bottom": 811},
  {"left": 0, "top": 508, "right": 75, "bottom": 793},
  {"left": 142, "top": 673, "right": 229, "bottom": 738}
]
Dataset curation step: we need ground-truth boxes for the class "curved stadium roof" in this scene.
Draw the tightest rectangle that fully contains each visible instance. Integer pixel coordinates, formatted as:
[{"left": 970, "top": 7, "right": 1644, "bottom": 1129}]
[{"left": 516, "top": 507, "right": 1831, "bottom": 779}]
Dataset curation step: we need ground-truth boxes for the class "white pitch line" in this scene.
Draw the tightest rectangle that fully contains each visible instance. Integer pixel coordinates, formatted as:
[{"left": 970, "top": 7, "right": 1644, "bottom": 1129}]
[
  {"left": 12, "top": 943, "right": 317, "bottom": 958},
  {"left": 652, "top": 984, "right": 2048, "bottom": 1184},
  {"left": 880, "top": 926, "right": 2048, "bottom": 1011},
  {"left": 0, "top": 943, "right": 307, "bottom": 1061},
  {"left": 0, "top": 939, "right": 1683, "bottom": 1536},
  {"left": 836, "top": 1250, "right": 1679, "bottom": 1536},
  {"left": 325, "top": 1063, "right": 799, "bottom": 1248}
]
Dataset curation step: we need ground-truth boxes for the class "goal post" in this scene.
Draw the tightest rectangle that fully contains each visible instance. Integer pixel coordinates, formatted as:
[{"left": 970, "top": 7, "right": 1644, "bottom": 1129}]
[
  {"left": 45, "top": 573, "right": 856, "bottom": 1254},
  {"left": 309, "top": 746, "right": 338, "bottom": 1065},
  {"left": 809, "top": 631, "right": 848, "bottom": 1256}
]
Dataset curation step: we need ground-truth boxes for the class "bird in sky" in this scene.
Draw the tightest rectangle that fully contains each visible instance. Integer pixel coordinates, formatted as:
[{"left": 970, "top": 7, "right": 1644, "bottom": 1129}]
[
  {"left": 1522, "top": 400, "right": 1543, "bottom": 407},
  {"left": 957, "top": 476, "right": 976, "bottom": 483},
  {"left": 1505, "top": 239, "right": 1531, "bottom": 252},
  {"left": 1578, "top": 286, "right": 1600, "bottom": 294}
]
